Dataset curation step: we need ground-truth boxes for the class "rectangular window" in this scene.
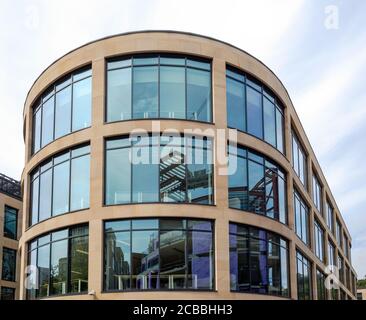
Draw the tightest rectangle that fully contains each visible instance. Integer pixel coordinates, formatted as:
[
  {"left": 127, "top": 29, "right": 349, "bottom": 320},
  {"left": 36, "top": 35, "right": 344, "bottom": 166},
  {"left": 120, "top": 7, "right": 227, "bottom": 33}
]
[
  {"left": 312, "top": 174, "right": 322, "bottom": 213},
  {"left": 326, "top": 201, "right": 334, "bottom": 233},
  {"left": 292, "top": 131, "right": 307, "bottom": 187},
  {"left": 72, "top": 77, "right": 92, "bottom": 131},
  {"left": 104, "top": 218, "right": 214, "bottom": 291},
  {"left": 263, "top": 97, "right": 276, "bottom": 147},
  {"left": 33, "top": 107, "right": 41, "bottom": 153},
  {"left": 316, "top": 270, "right": 326, "bottom": 300},
  {"left": 2, "top": 247, "right": 16, "bottom": 282},
  {"left": 314, "top": 220, "right": 324, "bottom": 262},
  {"left": 0, "top": 287, "right": 15, "bottom": 300},
  {"left": 338, "top": 256, "right": 344, "bottom": 284},
  {"left": 226, "top": 75, "right": 246, "bottom": 131},
  {"left": 336, "top": 220, "right": 342, "bottom": 247},
  {"left": 247, "top": 86, "right": 263, "bottom": 139},
  {"left": 328, "top": 241, "right": 335, "bottom": 266},
  {"left": 296, "top": 251, "right": 312, "bottom": 300},
  {"left": 294, "top": 190, "right": 310, "bottom": 245},
  {"left": 55, "top": 86, "right": 72, "bottom": 139},
  {"left": 41, "top": 96, "right": 55, "bottom": 147},
  {"left": 3, "top": 206, "right": 18, "bottom": 240}
]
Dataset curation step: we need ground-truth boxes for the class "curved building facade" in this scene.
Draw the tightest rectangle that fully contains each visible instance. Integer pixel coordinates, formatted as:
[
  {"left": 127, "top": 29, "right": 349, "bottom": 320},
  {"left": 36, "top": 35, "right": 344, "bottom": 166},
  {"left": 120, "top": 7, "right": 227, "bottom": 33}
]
[{"left": 19, "top": 31, "right": 357, "bottom": 300}]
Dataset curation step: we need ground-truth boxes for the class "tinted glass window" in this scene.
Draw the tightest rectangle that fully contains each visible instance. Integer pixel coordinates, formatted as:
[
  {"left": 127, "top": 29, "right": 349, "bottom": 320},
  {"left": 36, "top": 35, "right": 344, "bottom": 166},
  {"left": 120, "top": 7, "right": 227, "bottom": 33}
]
[
  {"left": 226, "top": 76, "right": 246, "bottom": 131},
  {"left": 247, "top": 87, "right": 263, "bottom": 139},
  {"left": 72, "top": 77, "right": 91, "bottom": 131},
  {"left": 1, "top": 248, "right": 16, "bottom": 282},
  {"left": 41, "top": 97, "right": 55, "bottom": 147},
  {"left": 55, "top": 86, "right": 72, "bottom": 139},
  {"left": 4, "top": 206, "right": 17, "bottom": 240}
]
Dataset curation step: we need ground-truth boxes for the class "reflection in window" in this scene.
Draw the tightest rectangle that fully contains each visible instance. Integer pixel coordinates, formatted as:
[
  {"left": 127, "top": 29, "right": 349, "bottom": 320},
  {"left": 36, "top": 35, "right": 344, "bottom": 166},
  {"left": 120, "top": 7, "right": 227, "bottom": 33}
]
[
  {"left": 226, "top": 67, "right": 285, "bottom": 153},
  {"left": 312, "top": 174, "right": 322, "bottom": 213},
  {"left": 0, "top": 287, "right": 15, "bottom": 300},
  {"left": 328, "top": 241, "right": 335, "bottom": 266},
  {"left": 107, "top": 55, "right": 211, "bottom": 123},
  {"left": 296, "top": 251, "right": 312, "bottom": 300},
  {"left": 292, "top": 131, "right": 307, "bottom": 187},
  {"left": 3, "top": 206, "right": 18, "bottom": 240},
  {"left": 336, "top": 219, "right": 342, "bottom": 247},
  {"left": 26, "top": 225, "right": 88, "bottom": 299},
  {"left": 32, "top": 67, "right": 91, "bottom": 154},
  {"left": 228, "top": 144, "right": 287, "bottom": 224},
  {"left": 314, "top": 220, "right": 324, "bottom": 262},
  {"left": 229, "top": 223, "right": 289, "bottom": 297},
  {"left": 316, "top": 270, "right": 326, "bottom": 300},
  {"left": 105, "top": 135, "right": 213, "bottom": 205},
  {"left": 294, "top": 190, "right": 309, "bottom": 245},
  {"left": 326, "top": 201, "right": 334, "bottom": 234},
  {"left": 1, "top": 247, "right": 16, "bottom": 282},
  {"left": 30, "top": 144, "right": 90, "bottom": 226},
  {"left": 104, "top": 218, "right": 214, "bottom": 291}
]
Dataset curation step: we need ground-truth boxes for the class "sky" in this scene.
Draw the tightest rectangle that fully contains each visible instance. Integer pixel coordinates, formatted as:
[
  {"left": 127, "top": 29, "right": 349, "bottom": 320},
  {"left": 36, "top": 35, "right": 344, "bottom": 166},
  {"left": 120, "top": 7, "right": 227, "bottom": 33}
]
[{"left": 0, "top": 0, "right": 365, "bottom": 278}]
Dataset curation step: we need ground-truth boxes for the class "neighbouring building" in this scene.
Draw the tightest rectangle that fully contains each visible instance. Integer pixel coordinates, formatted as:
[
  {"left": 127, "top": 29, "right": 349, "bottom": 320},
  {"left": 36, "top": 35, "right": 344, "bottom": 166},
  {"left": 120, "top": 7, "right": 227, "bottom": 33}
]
[
  {"left": 0, "top": 173, "right": 22, "bottom": 300},
  {"left": 19, "top": 31, "right": 357, "bottom": 300}
]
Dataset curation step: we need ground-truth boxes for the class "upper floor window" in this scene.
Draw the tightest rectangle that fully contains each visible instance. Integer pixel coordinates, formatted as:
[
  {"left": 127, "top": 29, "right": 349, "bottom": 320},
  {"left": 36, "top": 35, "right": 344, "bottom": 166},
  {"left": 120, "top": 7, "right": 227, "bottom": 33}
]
[
  {"left": 338, "top": 256, "right": 344, "bottom": 284},
  {"left": 30, "top": 144, "right": 90, "bottom": 226},
  {"left": 296, "top": 251, "right": 312, "bottom": 300},
  {"left": 336, "top": 219, "right": 342, "bottom": 247},
  {"left": 328, "top": 240, "right": 336, "bottom": 266},
  {"left": 316, "top": 270, "right": 327, "bottom": 300},
  {"left": 314, "top": 220, "right": 324, "bottom": 262},
  {"left": 343, "top": 234, "right": 348, "bottom": 258},
  {"left": 292, "top": 131, "right": 307, "bottom": 187},
  {"left": 326, "top": 201, "right": 334, "bottom": 233},
  {"left": 107, "top": 55, "right": 211, "bottom": 123},
  {"left": 1, "top": 247, "right": 16, "bottom": 282},
  {"left": 294, "top": 190, "right": 310, "bottom": 246},
  {"left": 228, "top": 144, "right": 287, "bottom": 224},
  {"left": 32, "top": 67, "right": 92, "bottom": 154},
  {"left": 3, "top": 205, "right": 18, "bottom": 240},
  {"left": 312, "top": 173, "right": 322, "bottom": 213},
  {"left": 105, "top": 134, "right": 213, "bottom": 205},
  {"left": 27, "top": 225, "right": 88, "bottom": 299},
  {"left": 226, "top": 67, "right": 284, "bottom": 153},
  {"left": 104, "top": 218, "right": 214, "bottom": 291},
  {"left": 229, "top": 223, "right": 289, "bottom": 297}
]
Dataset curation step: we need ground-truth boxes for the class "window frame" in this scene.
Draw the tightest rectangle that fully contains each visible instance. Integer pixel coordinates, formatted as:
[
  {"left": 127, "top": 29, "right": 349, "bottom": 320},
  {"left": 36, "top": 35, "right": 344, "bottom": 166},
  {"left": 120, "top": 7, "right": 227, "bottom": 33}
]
[{"left": 3, "top": 205, "right": 18, "bottom": 240}]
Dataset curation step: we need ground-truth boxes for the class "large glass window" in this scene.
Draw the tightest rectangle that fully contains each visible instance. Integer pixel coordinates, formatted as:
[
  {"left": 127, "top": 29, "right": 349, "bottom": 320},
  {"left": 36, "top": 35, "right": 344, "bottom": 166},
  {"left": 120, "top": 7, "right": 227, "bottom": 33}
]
[
  {"left": 296, "top": 251, "right": 312, "bottom": 300},
  {"left": 316, "top": 270, "right": 327, "bottom": 300},
  {"left": 312, "top": 174, "right": 322, "bottom": 213},
  {"left": 30, "top": 144, "right": 90, "bottom": 226},
  {"left": 32, "top": 67, "right": 92, "bottom": 154},
  {"left": 228, "top": 144, "right": 287, "bottom": 224},
  {"left": 104, "top": 218, "right": 214, "bottom": 291},
  {"left": 3, "top": 205, "right": 18, "bottom": 240},
  {"left": 105, "top": 135, "right": 213, "bottom": 205},
  {"left": 107, "top": 55, "right": 211, "bottom": 123},
  {"left": 229, "top": 223, "right": 289, "bottom": 297},
  {"left": 326, "top": 201, "right": 334, "bottom": 234},
  {"left": 1, "top": 247, "right": 16, "bottom": 282},
  {"left": 338, "top": 256, "right": 344, "bottom": 284},
  {"left": 294, "top": 190, "right": 310, "bottom": 246},
  {"left": 314, "top": 220, "right": 324, "bottom": 262},
  {"left": 328, "top": 241, "right": 335, "bottom": 266},
  {"left": 26, "top": 225, "right": 88, "bottom": 299},
  {"left": 292, "top": 131, "right": 307, "bottom": 187},
  {"left": 336, "top": 219, "right": 342, "bottom": 247},
  {"left": 226, "top": 67, "right": 285, "bottom": 153}
]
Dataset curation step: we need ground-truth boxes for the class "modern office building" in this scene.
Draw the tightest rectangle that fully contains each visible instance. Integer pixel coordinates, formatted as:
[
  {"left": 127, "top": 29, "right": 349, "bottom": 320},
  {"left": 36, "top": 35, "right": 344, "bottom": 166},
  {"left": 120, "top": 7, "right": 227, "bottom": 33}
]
[
  {"left": 0, "top": 173, "right": 22, "bottom": 300},
  {"left": 19, "top": 31, "right": 357, "bottom": 300}
]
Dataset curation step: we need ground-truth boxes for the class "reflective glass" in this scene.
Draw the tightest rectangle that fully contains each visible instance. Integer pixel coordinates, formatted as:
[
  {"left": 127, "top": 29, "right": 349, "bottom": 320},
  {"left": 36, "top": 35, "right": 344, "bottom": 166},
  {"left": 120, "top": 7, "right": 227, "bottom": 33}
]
[
  {"left": 248, "top": 160, "right": 265, "bottom": 214},
  {"left": 263, "top": 98, "right": 276, "bottom": 147},
  {"left": 226, "top": 77, "right": 245, "bottom": 131},
  {"left": 50, "top": 240, "right": 68, "bottom": 295},
  {"left": 41, "top": 97, "right": 54, "bottom": 147},
  {"left": 55, "top": 86, "right": 72, "bottom": 139},
  {"left": 1, "top": 248, "right": 16, "bottom": 282},
  {"left": 70, "top": 235, "right": 88, "bottom": 293},
  {"left": 52, "top": 161, "right": 70, "bottom": 216},
  {"left": 247, "top": 86, "right": 263, "bottom": 139},
  {"left": 72, "top": 77, "right": 91, "bottom": 131},
  {"left": 70, "top": 154, "right": 90, "bottom": 211},
  {"left": 38, "top": 244, "right": 50, "bottom": 297},
  {"left": 39, "top": 169, "right": 52, "bottom": 221},
  {"left": 4, "top": 206, "right": 17, "bottom": 240},
  {"left": 33, "top": 109, "right": 41, "bottom": 153}
]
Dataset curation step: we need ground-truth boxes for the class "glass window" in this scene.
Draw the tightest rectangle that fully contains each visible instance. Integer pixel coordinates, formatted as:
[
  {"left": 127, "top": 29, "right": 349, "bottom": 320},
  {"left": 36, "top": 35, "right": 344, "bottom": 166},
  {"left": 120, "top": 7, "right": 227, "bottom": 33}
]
[
  {"left": 72, "top": 77, "right": 91, "bottom": 131},
  {"left": 226, "top": 76, "right": 245, "bottom": 131},
  {"left": 336, "top": 220, "right": 342, "bottom": 247},
  {"left": 292, "top": 132, "right": 307, "bottom": 187},
  {"left": 133, "top": 66, "right": 158, "bottom": 119},
  {"left": 312, "top": 174, "right": 322, "bottom": 213},
  {"left": 275, "top": 108, "right": 284, "bottom": 153},
  {"left": 338, "top": 256, "right": 344, "bottom": 284},
  {"left": 314, "top": 220, "right": 324, "bottom": 262},
  {"left": 296, "top": 251, "right": 312, "bottom": 300},
  {"left": 248, "top": 160, "right": 265, "bottom": 214},
  {"left": 2, "top": 247, "right": 16, "bottom": 282},
  {"left": 70, "top": 153, "right": 90, "bottom": 211},
  {"left": 0, "top": 287, "right": 15, "bottom": 300},
  {"left": 247, "top": 86, "right": 263, "bottom": 139},
  {"left": 228, "top": 154, "right": 248, "bottom": 210},
  {"left": 33, "top": 108, "right": 41, "bottom": 153},
  {"left": 26, "top": 225, "right": 88, "bottom": 299},
  {"left": 3, "top": 206, "right": 18, "bottom": 240},
  {"left": 107, "top": 67, "right": 132, "bottom": 121},
  {"left": 326, "top": 201, "right": 334, "bottom": 233},
  {"left": 317, "top": 270, "right": 326, "bottom": 300},
  {"left": 29, "top": 144, "right": 90, "bottom": 226},
  {"left": 328, "top": 241, "right": 335, "bottom": 266},
  {"left": 104, "top": 218, "right": 214, "bottom": 291},
  {"left": 187, "top": 68, "right": 211, "bottom": 122},
  {"left": 41, "top": 97, "right": 55, "bottom": 147},
  {"left": 160, "top": 66, "right": 186, "bottom": 119},
  {"left": 229, "top": 223, "right": 289, "bottom": 297},
  {"left": 55, "top": 86, "right": 72, "bottom": 139},
  {"left": 263, "top": 97, "right": 276, "bottom": 147},
  {"left": 294, "top": 190, "right": 309, "bottom": 245}
]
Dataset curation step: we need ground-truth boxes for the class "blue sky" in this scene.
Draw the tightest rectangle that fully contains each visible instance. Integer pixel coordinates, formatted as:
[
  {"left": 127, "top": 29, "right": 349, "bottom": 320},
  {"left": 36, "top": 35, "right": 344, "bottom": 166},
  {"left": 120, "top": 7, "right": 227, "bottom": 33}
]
[{"left": 0, "top": 0, "right": 365, "bottom": 278}]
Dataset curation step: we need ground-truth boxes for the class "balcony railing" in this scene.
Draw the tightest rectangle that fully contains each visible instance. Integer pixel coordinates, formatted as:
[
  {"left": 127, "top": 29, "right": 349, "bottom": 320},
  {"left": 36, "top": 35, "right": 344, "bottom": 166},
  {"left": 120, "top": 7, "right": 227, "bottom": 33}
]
[{"left": 0, "top": 173, "right": 21, "bottom": 199}]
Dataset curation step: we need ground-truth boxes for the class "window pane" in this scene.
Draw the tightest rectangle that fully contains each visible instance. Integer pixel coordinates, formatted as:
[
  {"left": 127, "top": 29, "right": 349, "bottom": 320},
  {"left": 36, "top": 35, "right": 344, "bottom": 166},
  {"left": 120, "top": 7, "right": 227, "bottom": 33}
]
[
  {"left": 107, "top": 68, "right": 132, "bottom": 121},
  {"left": 41, "top": 96, "right": 55, "bottom": 147},
  {"left": 50, "top": 240, "right": 68, "bottom": 295},
  {"left": 249, "top": 236, "right": 268, "bottom": 293},
  {"left": 226, "top": 77, "right": 245, "bottom": 131},
  {"left": 55, "top": 86, "right": 72, "bottom": 139},
  {"left": 268, "top": 242, "right": 281, "bottom": 295},
  {"left": 70, "top": 154, "right": 90, "bottom": 211},
  {"left": 278, "top": 178, "right": 286, "bottom": 224},
  {"left": 105, "top": 231, "right": 131, "bottom": 290},
  {"left": 70, "top": 235, "right": 88, "bottom": 293},
  {"left": 276, "top": 109, "right": 284, "bottom": 153},
  {"left": 1, "top": 248, "right": 16, "bottom": 282},
  {"left": 187, "top": 68, "right": 211, "bottom": 122},
  {"left": 52, "top": 161, "right": 70, "bottom": 216},
  {"left": 4, "top": 206, "right": 17, "bottom": 240},
  {"left": 0, "top": 287, "right": 15, "bottom": 300},
  {"left": 160, "top": 66, "right": 185, "bottom": 119},
  {"left": 248, "top": 160, "right": 265, "bottom": 214},
  {"left": 106, "top": 147, "right": 131, "bottom": 204},
  {"left": 39, "top": 169, "right": 52, "bottom": 221},
  {"left": 133, "top": 66, "right": 158, "bottom": 119},
  {"left": 72, "top": 77, "right": 91, "bottom": 131},
  {"left": 38, "top": 244, "right": 50, "bottom": 297},
  {"left": 247, "top": 86, "right": 263, "bottom": 139},
  {"left": 131, "top": 230, "right": 159, "bottom": 289},
  {"left": 33, "top": 109, "right": 41, "bottom": 153},
  {"left": 263, "top": 98, "right": 276, "bottom": 147}
]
